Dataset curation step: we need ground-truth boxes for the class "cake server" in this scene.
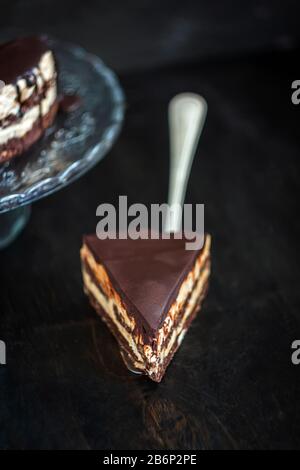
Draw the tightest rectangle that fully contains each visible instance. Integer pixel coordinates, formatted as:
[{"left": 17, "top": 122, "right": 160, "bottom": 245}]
[{"left": 165, "top": 92, "right": 207, "bottom": 233}]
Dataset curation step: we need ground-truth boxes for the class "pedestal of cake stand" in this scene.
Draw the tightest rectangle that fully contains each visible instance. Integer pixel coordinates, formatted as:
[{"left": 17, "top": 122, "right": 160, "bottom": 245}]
[{"left": 0, "top": 205, "right": 31, "bottom": 249}]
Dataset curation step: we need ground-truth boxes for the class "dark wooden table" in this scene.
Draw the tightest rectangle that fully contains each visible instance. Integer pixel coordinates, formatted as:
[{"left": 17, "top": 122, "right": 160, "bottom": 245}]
[{"left": 1, "top": 29, "right": 300, "bottom": 449}]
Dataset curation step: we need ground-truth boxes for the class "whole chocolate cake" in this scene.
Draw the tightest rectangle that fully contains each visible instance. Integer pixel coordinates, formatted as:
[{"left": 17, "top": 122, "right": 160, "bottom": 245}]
[{"left": 0, "top": 36, "right": 58, "bottom": 163}]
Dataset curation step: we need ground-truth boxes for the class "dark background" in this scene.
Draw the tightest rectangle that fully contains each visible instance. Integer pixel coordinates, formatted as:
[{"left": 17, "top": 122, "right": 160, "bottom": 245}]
[
  {"left": 1, "top": 0, "right": 300, "bottom": 450},
  {"left": 1, "top": 0, "right": 300, "bottom": 72}
]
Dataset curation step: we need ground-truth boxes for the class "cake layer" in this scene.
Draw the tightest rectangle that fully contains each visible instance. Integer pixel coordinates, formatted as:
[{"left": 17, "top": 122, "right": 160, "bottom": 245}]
[
  {"left": 0, "top": 100, "right": 58, "bottom": 163},
  {"left": 81, "top": 234, "right": 211, "bottom": 382},
  {"left": 0, "top": 76, "right": 56, "bottom": 128},
  {"left": 0, "top": 82, "right": 57, "bottom": 146}
]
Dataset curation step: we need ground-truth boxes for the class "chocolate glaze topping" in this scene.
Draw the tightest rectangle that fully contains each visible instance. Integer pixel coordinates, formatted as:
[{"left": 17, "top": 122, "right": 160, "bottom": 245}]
[
  {"left": 84, "top": 234, "right": 205, "bottom": 334},
  {"left": 0, "top": 36, "right": 48, "bottom": 84}
]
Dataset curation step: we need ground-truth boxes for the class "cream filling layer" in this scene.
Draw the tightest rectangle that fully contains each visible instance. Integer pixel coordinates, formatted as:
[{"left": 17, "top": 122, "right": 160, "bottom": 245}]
[
  {"left": 0, "top": 83, "right": 57, "bottom": 146},
  {"left": 0, "top": 84, "right": 19, "bottom": 121},
  {"left": 82, "top": 268, "right": 144, "bottom": 364}
]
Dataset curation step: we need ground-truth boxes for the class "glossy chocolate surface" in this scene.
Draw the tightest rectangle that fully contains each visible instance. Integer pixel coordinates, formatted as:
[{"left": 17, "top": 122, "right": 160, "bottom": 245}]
[
  {"left": 0, "top": 36, "right": 48, "bottom": 83},
  {"left": 84, "top": 234, "right": 204, "bottom": 332}
]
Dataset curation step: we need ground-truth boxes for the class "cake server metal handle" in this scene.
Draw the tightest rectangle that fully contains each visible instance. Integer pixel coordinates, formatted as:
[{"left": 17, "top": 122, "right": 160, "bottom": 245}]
[{"left": 165, "top": 93, "right": 207, "bottom": 233}]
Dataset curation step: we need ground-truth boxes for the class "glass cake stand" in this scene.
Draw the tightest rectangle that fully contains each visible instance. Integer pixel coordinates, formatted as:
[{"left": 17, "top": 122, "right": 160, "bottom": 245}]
[{"left": 0, "top": 37, "right": 125, "bottom": 249}]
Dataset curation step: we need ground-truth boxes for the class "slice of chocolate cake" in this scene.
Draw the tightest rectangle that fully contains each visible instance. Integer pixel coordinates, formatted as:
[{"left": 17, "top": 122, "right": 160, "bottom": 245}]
[
  {"left": 0, "top": 36, "right": 58, "bottom": 163},
  {"left": 81, "top": 234, "right": 211, "bottom": 382}
]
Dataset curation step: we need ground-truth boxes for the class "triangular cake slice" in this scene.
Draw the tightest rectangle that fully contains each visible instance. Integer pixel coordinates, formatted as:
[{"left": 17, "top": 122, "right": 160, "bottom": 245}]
[{"left": 81, "top": 234, "right": 211, "bottom": 382}]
